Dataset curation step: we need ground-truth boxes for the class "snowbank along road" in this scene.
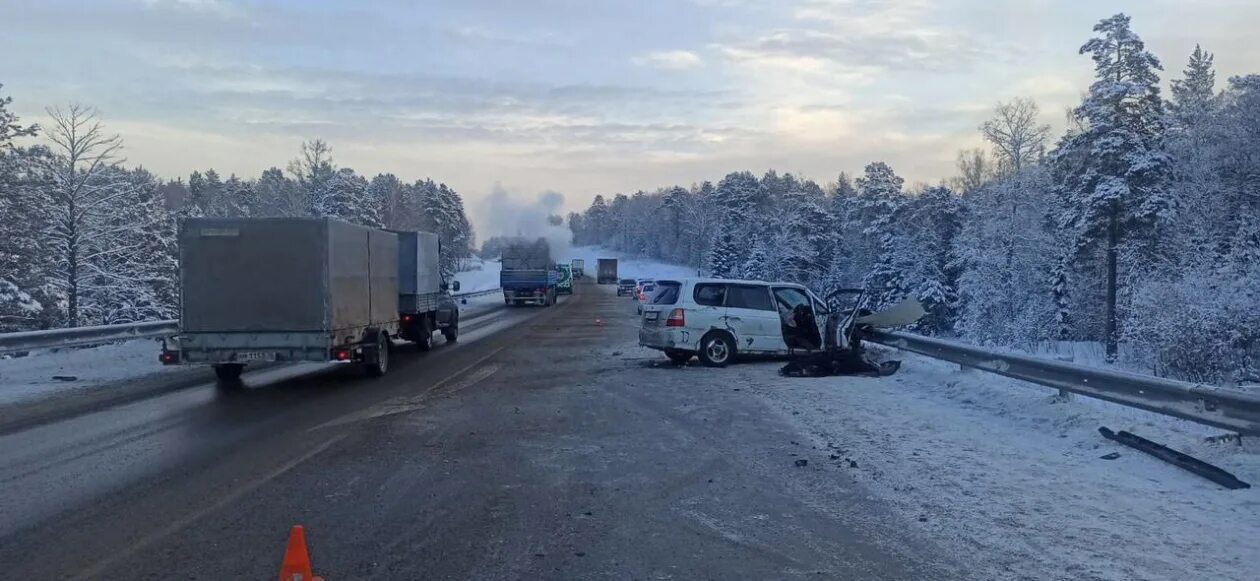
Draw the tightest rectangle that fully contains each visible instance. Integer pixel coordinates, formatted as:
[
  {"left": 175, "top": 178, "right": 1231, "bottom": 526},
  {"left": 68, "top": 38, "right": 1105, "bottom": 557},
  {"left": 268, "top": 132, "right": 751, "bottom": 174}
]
[{"left": 1, "top": 277, "right": 1256, "bottom": 579}]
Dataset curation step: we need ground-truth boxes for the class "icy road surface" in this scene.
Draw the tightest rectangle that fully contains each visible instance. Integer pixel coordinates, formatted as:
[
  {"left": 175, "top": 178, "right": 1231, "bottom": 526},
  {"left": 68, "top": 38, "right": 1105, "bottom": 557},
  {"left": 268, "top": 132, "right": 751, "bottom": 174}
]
[{"left": 611, "top": 344, "right": 1259, "bottom": 581}]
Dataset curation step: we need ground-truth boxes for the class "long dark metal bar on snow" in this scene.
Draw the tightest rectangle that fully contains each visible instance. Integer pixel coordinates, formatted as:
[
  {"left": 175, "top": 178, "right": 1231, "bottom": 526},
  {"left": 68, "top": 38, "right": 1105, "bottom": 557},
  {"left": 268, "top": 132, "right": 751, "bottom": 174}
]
[
  {"left": 862, "top": 329, "right": 1260, "bottom": 436},
  {"left": 1099, "top": 427, "right": 1251, "bottom": 489}
]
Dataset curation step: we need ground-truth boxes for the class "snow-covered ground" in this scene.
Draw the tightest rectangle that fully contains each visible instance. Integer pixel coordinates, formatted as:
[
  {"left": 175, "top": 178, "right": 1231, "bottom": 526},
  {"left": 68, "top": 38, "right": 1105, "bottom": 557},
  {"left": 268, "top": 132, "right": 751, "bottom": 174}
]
[
  {"left": 0, "top": 340, "right": 179, "bottom": 406},
  {"left": 452, "top": 257, "right": 502, "bottom": 293},
  {"left": 628, "top": 345, "right": 1260, "bottom": 580},
  {"left": 567, "top": 246, "right": 700, "bottom": 280}
]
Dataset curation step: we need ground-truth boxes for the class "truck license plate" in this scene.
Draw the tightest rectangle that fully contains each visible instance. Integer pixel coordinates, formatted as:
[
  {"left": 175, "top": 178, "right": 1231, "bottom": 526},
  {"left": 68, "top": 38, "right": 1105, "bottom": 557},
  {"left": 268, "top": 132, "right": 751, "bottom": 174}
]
[{"left": 236, "top": 351, "right": 276, "bottom": 362}]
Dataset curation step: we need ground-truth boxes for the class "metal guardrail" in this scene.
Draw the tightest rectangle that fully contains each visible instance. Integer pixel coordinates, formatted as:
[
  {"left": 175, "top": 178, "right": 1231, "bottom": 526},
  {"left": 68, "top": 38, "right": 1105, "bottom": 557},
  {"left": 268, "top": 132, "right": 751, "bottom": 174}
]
[
  {"left": 1, "top": 288, "right": 504, "bottom": 355},
  {"left": 862, "top": 329, "right": 1260, "bottom": 436},
  {"left": 452, "top": 288, "right": 501, "bottom": 300},
  {"left": 0, "top": 320, "right": 180, "bottom": 354}
]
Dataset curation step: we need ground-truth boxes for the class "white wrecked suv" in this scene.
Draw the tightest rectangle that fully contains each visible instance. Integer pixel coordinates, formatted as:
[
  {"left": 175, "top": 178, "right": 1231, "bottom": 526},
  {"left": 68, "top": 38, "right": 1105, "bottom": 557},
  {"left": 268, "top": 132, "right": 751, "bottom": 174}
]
[{"left": 638, "top": 278, "right": 832, "bottom": 366}]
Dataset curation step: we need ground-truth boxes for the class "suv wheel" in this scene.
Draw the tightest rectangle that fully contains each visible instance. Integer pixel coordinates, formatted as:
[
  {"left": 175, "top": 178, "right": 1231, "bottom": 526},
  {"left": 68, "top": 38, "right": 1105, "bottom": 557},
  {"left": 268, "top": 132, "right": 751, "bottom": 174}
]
[{"left": 699, "top": 332, "right": 735, "bottom": 367}]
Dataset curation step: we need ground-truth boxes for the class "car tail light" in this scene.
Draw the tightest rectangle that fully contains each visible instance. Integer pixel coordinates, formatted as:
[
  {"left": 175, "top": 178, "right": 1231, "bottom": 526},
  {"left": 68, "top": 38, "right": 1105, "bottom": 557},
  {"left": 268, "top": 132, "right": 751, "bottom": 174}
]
[
  {"left": 334, "top": 349, "right": 351, "bottom": 361},
  {"left": 666, "top": 308, "right": 685, "bottom": 327}
]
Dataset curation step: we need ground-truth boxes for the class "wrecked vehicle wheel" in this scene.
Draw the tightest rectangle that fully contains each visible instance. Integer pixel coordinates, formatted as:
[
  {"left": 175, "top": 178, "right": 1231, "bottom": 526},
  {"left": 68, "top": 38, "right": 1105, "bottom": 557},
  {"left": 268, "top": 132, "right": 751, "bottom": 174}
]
[
  {"left": 699, "top": 333, "right": 734, "bottom": 367},
  {"left": 665, "top": 349, "right": 693, "bottom": 364}
]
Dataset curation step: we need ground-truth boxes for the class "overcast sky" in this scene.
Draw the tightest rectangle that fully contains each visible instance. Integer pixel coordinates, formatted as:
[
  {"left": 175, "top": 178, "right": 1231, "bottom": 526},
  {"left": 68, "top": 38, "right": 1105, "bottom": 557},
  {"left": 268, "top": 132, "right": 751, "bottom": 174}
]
[{"left": 4, "top": 0, "right": 1259, "bottom": 232}]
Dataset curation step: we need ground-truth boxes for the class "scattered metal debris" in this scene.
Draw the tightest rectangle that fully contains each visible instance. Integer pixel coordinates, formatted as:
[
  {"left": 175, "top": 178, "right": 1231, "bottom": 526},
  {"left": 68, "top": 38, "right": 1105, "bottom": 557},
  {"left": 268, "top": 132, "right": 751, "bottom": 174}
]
[{"left": 1098, "top": 427, "right": 1251, "bottom": 490}]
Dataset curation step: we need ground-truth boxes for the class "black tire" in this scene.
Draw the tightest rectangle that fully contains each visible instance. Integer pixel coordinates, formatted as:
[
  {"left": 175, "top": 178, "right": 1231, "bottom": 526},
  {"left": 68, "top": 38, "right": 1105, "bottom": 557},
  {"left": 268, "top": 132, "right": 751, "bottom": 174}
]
[
  {"left": 698, "top": 332, "right": 735, "bottom": 368},
  {"left": 213, "top": 363, "right": 245, "bottom": 383},
  {"left": 415, "top": 316, "right": 433, "bottom": 352},
  {"left": 366, "top": 332, "right": 390, "bottom": 377},
  {"left": 443, "top": 320, "right": 459, "bottom": 342},
  {"left": 665, "top": 350, "right": 693, "bottom": 365}
]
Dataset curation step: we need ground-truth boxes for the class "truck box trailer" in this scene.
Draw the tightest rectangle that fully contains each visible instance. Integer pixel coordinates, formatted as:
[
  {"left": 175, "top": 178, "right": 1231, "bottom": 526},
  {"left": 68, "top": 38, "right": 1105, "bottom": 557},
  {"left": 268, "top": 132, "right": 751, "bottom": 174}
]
[
  {"left": 571, "top": 258, "right": 585, "bottom": 279},
  {"left": 163, "top": 217, "right": 402, "bottom": 381},
  {"left": 597, "top": 258, "right": 618, "bottom": 284},
  {"left": 394, "top": 230, "right": 459, "bottom": 348}
]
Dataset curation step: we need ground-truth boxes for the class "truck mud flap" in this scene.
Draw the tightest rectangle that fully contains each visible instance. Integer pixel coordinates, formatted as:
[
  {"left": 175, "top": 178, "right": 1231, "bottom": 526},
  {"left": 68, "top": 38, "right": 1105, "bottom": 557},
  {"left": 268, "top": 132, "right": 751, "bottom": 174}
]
[{"left": 1098, "top": 427, "right": 1251, "bottom": 490}]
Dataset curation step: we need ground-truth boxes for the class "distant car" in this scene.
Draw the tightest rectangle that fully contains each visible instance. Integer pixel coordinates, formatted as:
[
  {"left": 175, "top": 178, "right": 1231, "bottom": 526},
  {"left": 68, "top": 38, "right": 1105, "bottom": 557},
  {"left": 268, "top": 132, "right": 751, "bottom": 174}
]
[
  {"left": 617, "top": 278, "right": 636, "bottom": 296},
  {"left": 638, "top": 278, "right": 831, "bottom": 367},
  {"left": 635, "top": 282, "right": 656, "bottom": 314}
]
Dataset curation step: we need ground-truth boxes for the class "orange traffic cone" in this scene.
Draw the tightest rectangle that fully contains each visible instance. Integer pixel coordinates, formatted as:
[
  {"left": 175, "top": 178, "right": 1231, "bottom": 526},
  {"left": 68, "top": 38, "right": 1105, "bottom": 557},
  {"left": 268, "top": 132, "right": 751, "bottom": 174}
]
[{"left": 278, "top": 525, "right": 322, "bottom": 581}]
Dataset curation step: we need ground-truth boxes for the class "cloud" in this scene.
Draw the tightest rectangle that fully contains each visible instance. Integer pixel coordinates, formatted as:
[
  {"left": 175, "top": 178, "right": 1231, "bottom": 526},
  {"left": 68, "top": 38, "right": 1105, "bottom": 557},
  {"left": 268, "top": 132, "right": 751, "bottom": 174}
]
[
  {"left": 713, "top": 0, "right": 987, "bottom": 76},
  {"left": 141, "top": 0, "right": 242, "bottom": 19},
  {"left": 632, "top": 50, "right": 704, "bottom": 70}
]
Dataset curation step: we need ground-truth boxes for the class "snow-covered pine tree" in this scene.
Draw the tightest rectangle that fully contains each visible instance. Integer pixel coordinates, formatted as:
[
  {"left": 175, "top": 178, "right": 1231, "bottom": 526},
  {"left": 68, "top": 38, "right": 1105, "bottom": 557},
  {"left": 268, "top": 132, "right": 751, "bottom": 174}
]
[
  {"left": 370, "top": 173, "right": 411, "bottom": 230},
  {"left": 851, "top": 162, "right": 905, "bottom": 293},
  {"left": 0, "top": 87, "right": 53, "bottom": 330},
  {"left": 1169, "top": 44, "right": 1217, "bottom": 128},
  {"left": 707, "top": 227, "right": 740, "bottom": 279},
  {"left": 254, "top": 167, "right": 303, "bottom": 218},
  {"left": 777, "top": 181, "right": 831, "bottom": 286},
  {"left": 954, "top": 166, "right": 1057, "bottom": 345},
  {"left": 215, "top": 174, "right": 256, "bottom": 218},
  {"left": 317, "top": 168, "right": 379, "bottom": 227},
  {"left": 77, "top": 167, "right": 177, "bottom": 324},
  {"left": 1050, "top": 13, "right": 1172, "bottom": 359},
  {"left": 741, "top": 235, "right": 770, "bottom": 281}
]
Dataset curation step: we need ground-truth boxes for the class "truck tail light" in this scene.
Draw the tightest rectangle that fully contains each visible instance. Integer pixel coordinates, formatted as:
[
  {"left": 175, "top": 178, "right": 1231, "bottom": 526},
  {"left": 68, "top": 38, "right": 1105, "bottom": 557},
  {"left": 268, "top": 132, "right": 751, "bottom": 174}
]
[
  {"left": 159, "top": 351, "right": 177, "bottom": 364},
  {"left": 334, "top": 349, "right": 351, "bottom": 361},
  {"left": 402, "top": 314, "right": 413, "bottom": 322},
  {"left": 666, "top": 308, "right": 685, "bottom": 327}
]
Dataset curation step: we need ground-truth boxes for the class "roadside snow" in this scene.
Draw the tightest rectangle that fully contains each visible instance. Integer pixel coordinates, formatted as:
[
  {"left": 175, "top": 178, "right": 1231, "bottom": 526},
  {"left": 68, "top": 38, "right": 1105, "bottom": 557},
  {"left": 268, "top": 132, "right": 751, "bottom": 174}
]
[
  {"left": 567, "top": 246, "right": 699, "bottom": 280},
  {"left": 726, "top": 351, "right": 1260, "bottom": 581},
  {"left": 0, "top": 340, "right": 177, "bottom": 406},
  {"left": 453, "top": 258, "right": 501, "bottom": 293},
  {"left": 617, "top": 335, "right": 1259, "bottom": 580}
]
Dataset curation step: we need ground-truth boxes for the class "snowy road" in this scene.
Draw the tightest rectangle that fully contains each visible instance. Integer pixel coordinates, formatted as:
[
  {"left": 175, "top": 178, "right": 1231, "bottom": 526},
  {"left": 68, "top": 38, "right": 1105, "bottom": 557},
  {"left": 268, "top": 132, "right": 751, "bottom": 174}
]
[
  {"left": 0, "top": 280, "right": 957, "bottom": 579},
  {"left": 1, "top": 278, "right": 1255, "bottom": 579}
]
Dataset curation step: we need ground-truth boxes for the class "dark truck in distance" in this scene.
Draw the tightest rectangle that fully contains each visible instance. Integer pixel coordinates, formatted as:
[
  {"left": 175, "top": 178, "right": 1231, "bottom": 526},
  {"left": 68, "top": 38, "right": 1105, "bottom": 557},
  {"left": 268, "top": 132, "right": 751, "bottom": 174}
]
[
  {"left": 571, "top": 259, "right": 585, "bottom": 279},
  {"left": 597, "top": 258, "right": 618, "bottom": 284},
  {"left": 500, "top": 238, "right": 558, "bottom": 307},
  {"left": 161, "top": 218, "right": 457, "bottom": 383}
]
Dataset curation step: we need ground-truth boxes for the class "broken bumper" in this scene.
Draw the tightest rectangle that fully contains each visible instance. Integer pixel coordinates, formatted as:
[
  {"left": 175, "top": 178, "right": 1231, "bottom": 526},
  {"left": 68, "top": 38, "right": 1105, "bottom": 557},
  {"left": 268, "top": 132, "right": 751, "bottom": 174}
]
[{"left": 639, "top": 327, "right": 694, "bottom": 352}]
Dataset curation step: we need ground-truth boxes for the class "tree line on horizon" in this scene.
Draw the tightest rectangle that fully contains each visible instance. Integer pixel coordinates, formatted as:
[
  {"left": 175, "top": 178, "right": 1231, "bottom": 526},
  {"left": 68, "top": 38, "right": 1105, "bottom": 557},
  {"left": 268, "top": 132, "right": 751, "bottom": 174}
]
[
  {"left": 0, "top": 99, "right": 474, "bottom": 333},
  {"left": 569, "top": 14, "right": 1260, "bottom": 384}
]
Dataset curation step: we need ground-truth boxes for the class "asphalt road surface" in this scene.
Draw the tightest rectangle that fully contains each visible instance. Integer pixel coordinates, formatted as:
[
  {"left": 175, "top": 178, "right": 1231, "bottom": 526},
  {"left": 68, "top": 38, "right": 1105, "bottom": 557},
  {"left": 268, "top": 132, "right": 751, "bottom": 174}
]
[{"left": 0, "top": 280, "right": 956, "bottom": 579}]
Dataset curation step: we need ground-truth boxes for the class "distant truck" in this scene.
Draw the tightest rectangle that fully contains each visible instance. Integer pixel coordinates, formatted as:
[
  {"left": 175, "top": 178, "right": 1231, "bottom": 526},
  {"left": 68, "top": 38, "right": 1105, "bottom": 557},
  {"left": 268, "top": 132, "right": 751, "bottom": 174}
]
[
  {"left": 500, "top": 238, "right": 558, "bottom": 307},
  {"left": 597, "top": 258, "right": 618, "bottom": 284},
  {"left": 556, "top": 263, "right": 573, "bottom": 295},
  {"left": 161, "top": 218, "right": 457, "bottom": 383},
  {"left": 571, "top": 259, "right": 585, "bottom": 279}
]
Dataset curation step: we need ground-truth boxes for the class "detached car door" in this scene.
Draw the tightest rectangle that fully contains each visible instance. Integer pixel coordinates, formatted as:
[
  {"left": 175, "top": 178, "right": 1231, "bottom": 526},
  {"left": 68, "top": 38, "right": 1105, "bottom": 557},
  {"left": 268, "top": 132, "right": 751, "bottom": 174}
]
[{"left": 723, "top": 284, "right": 781, "bottom": 353}]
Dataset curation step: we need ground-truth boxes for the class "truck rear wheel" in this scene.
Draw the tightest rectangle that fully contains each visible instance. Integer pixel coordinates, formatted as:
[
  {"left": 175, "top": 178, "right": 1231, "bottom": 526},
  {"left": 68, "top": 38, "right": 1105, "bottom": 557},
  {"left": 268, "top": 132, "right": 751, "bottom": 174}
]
[
  {"left": 213, "top": 363, "right": 244, "bottom": 383},
  {"left": 415, "top": 316, "right": 433, "bottom": 352},
  {"left": 366, "top": 332, "right": 390, "bottom": 377},
  {"left": 443, "top": 319, "right": 458, "bottom": 342}
]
